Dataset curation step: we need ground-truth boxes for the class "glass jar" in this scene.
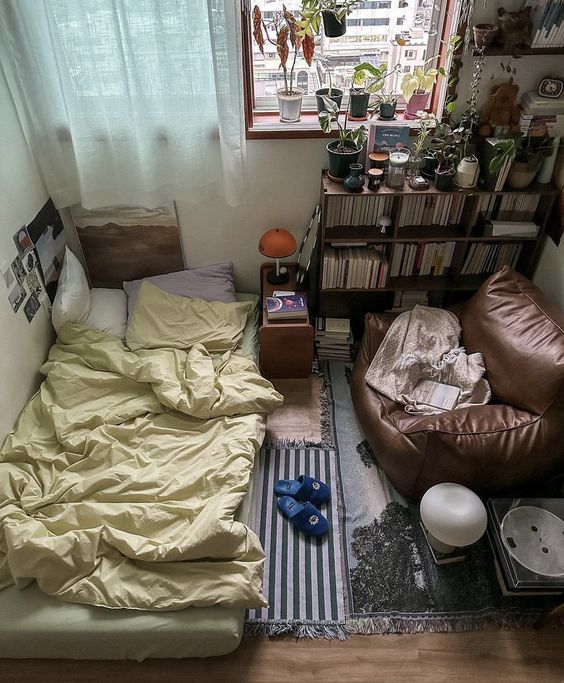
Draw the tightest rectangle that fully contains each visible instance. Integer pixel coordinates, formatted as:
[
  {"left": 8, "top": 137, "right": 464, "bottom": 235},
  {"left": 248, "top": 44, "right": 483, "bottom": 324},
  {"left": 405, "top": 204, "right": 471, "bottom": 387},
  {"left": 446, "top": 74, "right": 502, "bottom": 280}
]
[{"left": 386, "top": 151, "right": 410, "bottom": 190}]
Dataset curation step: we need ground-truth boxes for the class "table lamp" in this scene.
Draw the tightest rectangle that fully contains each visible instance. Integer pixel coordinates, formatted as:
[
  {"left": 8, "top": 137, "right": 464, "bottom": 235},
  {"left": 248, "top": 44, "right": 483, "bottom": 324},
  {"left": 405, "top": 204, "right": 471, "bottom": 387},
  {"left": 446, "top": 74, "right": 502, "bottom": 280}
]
[
  {"left": 420, "top": 483, "right": 487, "bottom": 555},
  {"left": 259, "top": 227, "right": 297, "bottom": 285}
]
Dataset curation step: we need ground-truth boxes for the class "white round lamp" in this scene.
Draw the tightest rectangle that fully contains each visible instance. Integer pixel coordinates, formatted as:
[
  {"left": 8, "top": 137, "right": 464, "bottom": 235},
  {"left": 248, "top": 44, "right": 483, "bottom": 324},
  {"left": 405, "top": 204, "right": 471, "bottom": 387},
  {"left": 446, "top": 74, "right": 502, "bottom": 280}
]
[{"left": 420, "top": 483, "right": 487, "bottom": 554}]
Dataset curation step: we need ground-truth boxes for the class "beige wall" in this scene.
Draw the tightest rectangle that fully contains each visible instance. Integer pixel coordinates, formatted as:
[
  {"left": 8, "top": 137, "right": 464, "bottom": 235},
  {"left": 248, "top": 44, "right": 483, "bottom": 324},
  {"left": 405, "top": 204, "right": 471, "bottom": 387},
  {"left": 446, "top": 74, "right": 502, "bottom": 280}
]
[{"left": 0, "top": 68, "right": 53, "bottom": 441}]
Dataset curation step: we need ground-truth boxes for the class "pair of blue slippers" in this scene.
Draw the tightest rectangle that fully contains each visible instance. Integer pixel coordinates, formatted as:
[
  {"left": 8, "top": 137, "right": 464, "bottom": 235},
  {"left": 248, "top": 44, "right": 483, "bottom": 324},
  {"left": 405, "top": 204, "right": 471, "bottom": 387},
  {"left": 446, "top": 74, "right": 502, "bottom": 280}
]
[{"left": 275, "top": 475, "right": 331, "bottom": 538}]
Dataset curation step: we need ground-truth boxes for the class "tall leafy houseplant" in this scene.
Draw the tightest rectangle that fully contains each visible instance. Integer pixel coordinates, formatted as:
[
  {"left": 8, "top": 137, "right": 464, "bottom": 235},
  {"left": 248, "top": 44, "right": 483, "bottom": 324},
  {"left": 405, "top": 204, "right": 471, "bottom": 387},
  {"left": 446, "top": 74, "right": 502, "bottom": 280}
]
[
  {"left": 298, "top": 0, "right": 363, "bottom": 38},
  {"left": 314, "top": 55, "right": 343, "bottom": 113},
  {"left": 252, "top": 5, "right": 314, "bottom": 123},
  {"left": 353, "top": 62, "right": 401, "bottom": 119},
  {"left": 401, "top": 35, "right": 461, "bottom": 119},
  {"left": 318, "top": 95, "right": 368, "bottom": 178}
]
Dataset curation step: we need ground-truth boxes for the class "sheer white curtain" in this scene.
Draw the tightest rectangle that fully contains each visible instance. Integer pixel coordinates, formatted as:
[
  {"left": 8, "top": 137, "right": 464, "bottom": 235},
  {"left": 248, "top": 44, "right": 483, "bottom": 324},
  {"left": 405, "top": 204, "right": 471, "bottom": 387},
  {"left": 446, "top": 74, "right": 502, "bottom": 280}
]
[{"left": 0, "top": 0, "right": 246, "bottom": 209}]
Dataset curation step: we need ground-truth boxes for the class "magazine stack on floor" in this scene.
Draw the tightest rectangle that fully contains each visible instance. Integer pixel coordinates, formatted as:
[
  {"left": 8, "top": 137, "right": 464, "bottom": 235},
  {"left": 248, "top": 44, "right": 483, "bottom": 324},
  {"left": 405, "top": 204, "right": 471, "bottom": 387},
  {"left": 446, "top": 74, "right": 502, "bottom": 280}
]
[{"left": 315, "top": 317, "right": 352, "bottom": 362}]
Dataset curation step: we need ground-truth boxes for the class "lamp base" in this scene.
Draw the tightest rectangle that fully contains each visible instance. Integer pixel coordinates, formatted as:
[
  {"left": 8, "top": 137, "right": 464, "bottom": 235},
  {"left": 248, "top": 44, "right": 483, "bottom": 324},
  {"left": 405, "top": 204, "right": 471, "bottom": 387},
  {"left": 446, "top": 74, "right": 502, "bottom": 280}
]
[{"left": 266, "top": 267, "right": 289, "bottom": 285}]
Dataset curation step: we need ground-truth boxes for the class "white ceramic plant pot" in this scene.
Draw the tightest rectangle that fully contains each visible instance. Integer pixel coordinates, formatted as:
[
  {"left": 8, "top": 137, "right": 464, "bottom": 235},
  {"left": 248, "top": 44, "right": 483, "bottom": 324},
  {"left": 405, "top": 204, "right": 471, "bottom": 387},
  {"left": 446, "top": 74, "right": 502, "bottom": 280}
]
[
  {"left": 456, "top": 156, "right": 480, "bottom": 188},
  {"left": 277, "top": 88, "right": 304, "bottom": 123},
  {"left": 537, "top": 137, "right": 560, "bottom": 184}
]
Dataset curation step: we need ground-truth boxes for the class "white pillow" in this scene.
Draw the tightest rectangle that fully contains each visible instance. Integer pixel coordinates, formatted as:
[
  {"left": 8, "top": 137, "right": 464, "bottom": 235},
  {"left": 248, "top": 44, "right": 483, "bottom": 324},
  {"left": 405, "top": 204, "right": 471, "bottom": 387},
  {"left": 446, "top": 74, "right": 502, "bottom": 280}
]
[
  {"left": 51, "top": 247, "right": 91, "bottom": 333},
  {"left": 86, "top": 289, "right": 127, "bottom": 339}
]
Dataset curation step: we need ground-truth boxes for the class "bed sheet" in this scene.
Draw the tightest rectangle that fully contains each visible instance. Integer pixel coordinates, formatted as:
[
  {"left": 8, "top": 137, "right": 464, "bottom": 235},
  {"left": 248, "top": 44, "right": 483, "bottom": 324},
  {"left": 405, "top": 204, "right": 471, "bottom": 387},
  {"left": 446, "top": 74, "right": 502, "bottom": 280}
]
[{"left": 0, "top": 293, "right": 263, "bottom": 660}]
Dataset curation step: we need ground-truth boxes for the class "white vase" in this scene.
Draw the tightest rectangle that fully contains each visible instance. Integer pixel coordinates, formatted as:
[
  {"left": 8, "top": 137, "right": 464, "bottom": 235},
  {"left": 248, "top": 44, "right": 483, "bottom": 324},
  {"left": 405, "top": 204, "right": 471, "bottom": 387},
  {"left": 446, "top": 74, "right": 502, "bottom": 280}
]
[
  {"left": 456, "top": 156, "right": 480, "bottom": 188},
  {"left": 277, "top": 87, "right": 304, "bottom": 123},
  {"left": 537, "top": 137, "right": 560, "bottom": 184}
]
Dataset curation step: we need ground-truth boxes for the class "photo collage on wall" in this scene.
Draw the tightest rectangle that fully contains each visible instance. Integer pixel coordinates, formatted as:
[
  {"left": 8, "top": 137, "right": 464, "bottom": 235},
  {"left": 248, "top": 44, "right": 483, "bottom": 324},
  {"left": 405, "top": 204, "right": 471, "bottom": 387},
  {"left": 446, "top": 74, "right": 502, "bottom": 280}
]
[{"left": 2, "top": 199, "right": 66, "bottom": 323}]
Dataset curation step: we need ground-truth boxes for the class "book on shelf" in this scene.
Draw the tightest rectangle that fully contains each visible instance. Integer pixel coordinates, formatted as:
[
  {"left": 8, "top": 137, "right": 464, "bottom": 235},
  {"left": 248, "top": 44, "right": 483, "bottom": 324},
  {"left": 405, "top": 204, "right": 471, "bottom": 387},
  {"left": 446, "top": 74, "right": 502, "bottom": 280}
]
[
  {"left": 528, "top": 0, "right": 564, "bottom": 47},
  {"left": 396, "top": 194, "right": 464, "bottom": 228},
  {"left": 386, "top": 290, "right": 429, "bottom": 312},
  {"left": 461, "top": 242, "right": 522, "bottom": 275},
  {"left": 390, "top": 242, "right": 455, "bottom": 278},
  {"left": 477, "top": 138, "right": 515, "bottom": 191},
  {"left": 315, "top": 317, "right": 352, "bottom": 361},
  {"left": 322, "top": 245, "right": 388, "bottom": 289},
  {"left": 265, "top": 294, "right": 308, "bottom": 321},
  {"left": 324, "top": 193, "right": 394, "bottom": 228},
  {"left": 484, "top": 220, "right": 539, "bottom": 237}
]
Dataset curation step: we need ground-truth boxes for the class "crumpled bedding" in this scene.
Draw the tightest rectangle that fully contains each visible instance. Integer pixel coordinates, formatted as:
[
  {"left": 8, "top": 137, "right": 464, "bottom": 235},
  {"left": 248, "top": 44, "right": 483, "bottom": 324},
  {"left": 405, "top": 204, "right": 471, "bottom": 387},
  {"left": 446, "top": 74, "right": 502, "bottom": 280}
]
[
  {"left": 365, "top": 305, "right": 491, "bottom": 414},
  {"left": 0, "top": 323, "right": 283, "bottom": 611}
]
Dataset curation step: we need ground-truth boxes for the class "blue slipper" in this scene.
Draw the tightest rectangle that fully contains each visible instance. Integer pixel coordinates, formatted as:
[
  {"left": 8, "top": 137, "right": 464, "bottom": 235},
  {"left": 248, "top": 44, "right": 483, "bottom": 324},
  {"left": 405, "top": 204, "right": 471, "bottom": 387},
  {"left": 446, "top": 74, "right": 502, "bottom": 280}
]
[
  {"left": 274, "top": 475, "right": 331, "bottom": 506},
  {"left": 277, "top": 496, "right": 329, "bottom": 538}
]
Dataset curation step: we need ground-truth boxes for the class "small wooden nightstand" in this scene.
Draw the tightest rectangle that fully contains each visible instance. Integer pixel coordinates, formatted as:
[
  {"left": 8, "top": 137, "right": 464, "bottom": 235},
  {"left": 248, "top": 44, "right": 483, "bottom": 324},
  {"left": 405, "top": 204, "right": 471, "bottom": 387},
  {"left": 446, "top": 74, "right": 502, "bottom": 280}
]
[{"left": 259, "top": 263, "right": 314, "bottom": 379}]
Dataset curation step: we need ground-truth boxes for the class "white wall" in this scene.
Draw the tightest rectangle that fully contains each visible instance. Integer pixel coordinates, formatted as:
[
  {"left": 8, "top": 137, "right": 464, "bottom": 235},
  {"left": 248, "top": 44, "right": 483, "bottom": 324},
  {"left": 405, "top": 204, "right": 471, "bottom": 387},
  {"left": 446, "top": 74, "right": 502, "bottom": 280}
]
[
  {"left": 176, "top": 138, "right": 327, "bottom": 293},
  {"left": 0, "top": 67, "right": 53, "bottom": 441}
]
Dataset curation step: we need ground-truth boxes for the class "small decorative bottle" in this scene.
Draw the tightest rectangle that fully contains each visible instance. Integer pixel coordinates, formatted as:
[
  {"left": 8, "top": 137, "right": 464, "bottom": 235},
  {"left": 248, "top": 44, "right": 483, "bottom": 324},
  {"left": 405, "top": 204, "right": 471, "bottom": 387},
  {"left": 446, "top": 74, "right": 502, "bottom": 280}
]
[{"left": 344, "top": 163, "right": 365, "bottom": 192}]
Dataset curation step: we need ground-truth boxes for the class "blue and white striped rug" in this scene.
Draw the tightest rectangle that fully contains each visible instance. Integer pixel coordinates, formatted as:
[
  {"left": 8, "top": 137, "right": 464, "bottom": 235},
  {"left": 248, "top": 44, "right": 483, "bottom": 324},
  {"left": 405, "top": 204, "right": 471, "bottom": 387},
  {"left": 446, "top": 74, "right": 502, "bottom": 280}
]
[{"left": 246, "top": 446, "right": 347, "bottom": 638}]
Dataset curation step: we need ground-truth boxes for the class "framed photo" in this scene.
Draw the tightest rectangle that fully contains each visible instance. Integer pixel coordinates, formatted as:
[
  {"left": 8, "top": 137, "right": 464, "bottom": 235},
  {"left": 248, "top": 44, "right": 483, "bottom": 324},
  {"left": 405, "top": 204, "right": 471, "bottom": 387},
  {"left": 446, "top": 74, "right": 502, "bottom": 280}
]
[{"left": 538, "top": 77, "right": 564, "bottom": 99}]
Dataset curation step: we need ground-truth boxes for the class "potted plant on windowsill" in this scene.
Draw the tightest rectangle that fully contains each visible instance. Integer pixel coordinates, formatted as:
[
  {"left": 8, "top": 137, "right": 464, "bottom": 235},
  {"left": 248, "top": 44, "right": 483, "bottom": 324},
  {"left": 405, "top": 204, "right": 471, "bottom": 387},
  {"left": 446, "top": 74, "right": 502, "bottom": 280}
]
[
  {"left": 318, "top": 95, "right": 368, "bottom": 179},
  {"left": 252, "top": 5, "right": 314, "bottom": 123},
  {"left": 352, "top": 62, "right": 400, "bottom": 120},
  {"left": 298, "top": 0, "right": 363, "bottom": 39},
  {"left": 314, "top": 56, "right": 343, "bottom": 114}
]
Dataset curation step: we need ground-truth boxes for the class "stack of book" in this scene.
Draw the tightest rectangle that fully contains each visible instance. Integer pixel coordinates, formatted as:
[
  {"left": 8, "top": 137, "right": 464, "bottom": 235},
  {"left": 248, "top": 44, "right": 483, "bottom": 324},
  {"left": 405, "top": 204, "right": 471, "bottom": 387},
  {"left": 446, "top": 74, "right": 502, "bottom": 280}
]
[
  {"left": 520, "top": 91, "right": 564, "bottom": 136},
  {"left": 315, "top": 317, "right": 352, "bottom": 361},
  {"left": 460, "top": 242, "right": 522, "bottom": 275},
  {"left": 387, "top": 290, "right": 429, "bottom": 312},
  {"left": 389, "top": 242, "right": 456, "bottom": 277},
  {"left": 396, "top": 194, "right": 465, "bottom": 228},
  {"left": 265, "top": 293, "right": 308, "bottom": 322},
  {"left": 527, "top": 1, "right": 564, "bottom": 48},
  {"left": 322, "top": 246, "right": 388, "bottom": 289}
]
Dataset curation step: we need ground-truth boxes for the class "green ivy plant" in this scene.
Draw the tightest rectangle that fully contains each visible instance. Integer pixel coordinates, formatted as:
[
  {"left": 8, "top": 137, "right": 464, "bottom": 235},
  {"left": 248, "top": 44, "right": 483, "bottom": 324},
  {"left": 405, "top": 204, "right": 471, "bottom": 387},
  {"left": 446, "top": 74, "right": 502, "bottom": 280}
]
[
  {"left": 297, "top": 0, "right": 362, "bottom": 37},
  {"left": 318, "top": 95, "right": 368, "bottom": 152}
]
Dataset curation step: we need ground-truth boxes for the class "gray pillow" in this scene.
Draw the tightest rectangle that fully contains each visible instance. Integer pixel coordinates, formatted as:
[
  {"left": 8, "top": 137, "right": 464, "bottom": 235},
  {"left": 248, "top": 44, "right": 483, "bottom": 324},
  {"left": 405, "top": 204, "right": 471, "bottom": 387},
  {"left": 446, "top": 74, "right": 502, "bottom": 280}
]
[{"left": 123, "top": 263, "right": 236, "bottom": 318}]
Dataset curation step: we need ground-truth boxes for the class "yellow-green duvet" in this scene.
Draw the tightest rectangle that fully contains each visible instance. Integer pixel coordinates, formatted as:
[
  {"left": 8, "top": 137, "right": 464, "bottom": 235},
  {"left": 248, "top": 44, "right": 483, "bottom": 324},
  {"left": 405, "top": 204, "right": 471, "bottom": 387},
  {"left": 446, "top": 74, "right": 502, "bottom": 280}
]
[{"left": 0, "top": 323, "right": 282, "bottom": 611}]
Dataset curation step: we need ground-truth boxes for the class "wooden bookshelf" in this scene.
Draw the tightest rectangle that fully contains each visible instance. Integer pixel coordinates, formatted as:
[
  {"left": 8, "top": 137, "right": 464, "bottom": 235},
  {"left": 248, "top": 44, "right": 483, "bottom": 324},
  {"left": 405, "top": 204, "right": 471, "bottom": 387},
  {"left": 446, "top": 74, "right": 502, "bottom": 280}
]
[{"left": 316, "top": 170, "right": 557, "bottom": 318}]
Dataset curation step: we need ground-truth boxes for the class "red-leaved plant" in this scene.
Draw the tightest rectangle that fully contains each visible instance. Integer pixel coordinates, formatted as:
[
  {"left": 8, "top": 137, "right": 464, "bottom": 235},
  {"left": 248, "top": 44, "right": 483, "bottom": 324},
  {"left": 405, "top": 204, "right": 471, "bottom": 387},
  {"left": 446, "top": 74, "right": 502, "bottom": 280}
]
[{"left": 252, "top": 5, "right": 315, "bottom": 96}]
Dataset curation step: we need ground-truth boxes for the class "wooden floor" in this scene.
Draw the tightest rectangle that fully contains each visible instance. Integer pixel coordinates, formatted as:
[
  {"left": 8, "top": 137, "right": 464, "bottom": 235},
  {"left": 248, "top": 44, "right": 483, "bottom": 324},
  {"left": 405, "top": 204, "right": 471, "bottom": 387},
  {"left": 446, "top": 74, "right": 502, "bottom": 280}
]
[{"left": 2, "top": 631, "right": 564, "bottom": 683}]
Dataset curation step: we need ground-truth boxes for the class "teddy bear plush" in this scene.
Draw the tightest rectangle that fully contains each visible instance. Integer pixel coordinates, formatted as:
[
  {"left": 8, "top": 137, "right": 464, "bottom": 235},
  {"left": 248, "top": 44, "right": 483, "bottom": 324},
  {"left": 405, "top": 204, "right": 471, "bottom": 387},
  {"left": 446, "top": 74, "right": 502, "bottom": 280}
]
[{"left": 479, "top": 80, "right": 521, "bottom": 137}]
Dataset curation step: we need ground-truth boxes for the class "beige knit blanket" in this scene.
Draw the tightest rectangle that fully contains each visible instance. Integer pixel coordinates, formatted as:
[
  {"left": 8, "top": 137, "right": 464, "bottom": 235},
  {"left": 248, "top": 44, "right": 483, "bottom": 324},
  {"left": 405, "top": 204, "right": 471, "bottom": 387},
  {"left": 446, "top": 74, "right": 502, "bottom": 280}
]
[{"left": 365, "top": 305, "right": 491, "bottom": 415}]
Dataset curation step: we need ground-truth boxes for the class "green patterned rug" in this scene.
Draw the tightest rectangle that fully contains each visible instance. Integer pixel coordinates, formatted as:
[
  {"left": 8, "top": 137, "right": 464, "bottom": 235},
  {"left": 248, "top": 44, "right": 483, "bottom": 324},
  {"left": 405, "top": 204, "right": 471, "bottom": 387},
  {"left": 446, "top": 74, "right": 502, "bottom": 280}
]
[{"left": 328, "top": 361, "right": 564, "bottom": 634}]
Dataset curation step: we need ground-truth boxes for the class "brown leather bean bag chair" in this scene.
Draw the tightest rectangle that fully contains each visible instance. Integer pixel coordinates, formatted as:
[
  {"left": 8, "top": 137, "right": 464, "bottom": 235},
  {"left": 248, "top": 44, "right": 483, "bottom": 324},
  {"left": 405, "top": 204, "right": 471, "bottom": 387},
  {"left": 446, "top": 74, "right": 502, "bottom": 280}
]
[{"left": 351, "top": 267, "right": 564, "bottom": 501}]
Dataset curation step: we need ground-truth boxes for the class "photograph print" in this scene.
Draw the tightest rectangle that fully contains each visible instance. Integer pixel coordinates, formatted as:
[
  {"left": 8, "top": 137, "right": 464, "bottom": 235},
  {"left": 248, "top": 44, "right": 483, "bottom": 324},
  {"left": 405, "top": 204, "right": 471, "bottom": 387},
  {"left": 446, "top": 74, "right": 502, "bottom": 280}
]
[{"left": 26, "top": 198, "right": 66, "bottom": 302}]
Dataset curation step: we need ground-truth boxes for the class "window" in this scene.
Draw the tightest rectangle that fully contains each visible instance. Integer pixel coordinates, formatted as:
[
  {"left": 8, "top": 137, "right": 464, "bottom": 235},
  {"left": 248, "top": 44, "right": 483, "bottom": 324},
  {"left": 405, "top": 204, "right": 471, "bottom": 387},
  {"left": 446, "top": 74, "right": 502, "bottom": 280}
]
[{"left": 244, "top": 0, "right": 456, "bottom": 134}]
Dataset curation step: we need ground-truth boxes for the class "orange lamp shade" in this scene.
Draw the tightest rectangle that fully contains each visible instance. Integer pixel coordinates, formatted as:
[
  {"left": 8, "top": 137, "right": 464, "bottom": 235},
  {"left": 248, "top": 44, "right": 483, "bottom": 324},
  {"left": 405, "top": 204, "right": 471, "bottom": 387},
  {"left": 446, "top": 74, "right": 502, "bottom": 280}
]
[{"left": 258, "top": 228, "right": 297, "bottom": 259}]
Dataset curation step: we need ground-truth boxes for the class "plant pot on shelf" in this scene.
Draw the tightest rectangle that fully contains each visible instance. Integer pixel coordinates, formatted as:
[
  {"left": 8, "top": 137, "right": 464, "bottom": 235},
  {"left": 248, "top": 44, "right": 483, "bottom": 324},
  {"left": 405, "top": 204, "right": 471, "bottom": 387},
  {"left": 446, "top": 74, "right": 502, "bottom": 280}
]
[
  {"left": 456, "top": 156, "right": 480, "bottom": 188},
  {"left": 316, "top": 87, "right": 344, "bottom": 114},
  {"left": 421, "top": 155, "right": 438, "bottom": 178},
  {"left": 434, "top": 169, "right": 455, "bottom": 191},
  {"left": 404, "top": 91, "right": 429, "bottom": 119},
  {"left": 379, "top": 101, "right": 397, "bottom": 120},
  {"left": 507, "top": 159, "right": 542, "bottom": 189},
  {"left": 326, "top": 140, "right": 362, "bottom": 179},
  {"left": 349, "top": 89, "right": 370, "bottom": 119},
  {"left": 473, "top": 24, "right": 498, "bottom": 49},
  {"left": 322, "top": 10, "right": 346, "bottom": 37},
  {"left": 277, "top": 88, "right": 304, "bottom": 123}
]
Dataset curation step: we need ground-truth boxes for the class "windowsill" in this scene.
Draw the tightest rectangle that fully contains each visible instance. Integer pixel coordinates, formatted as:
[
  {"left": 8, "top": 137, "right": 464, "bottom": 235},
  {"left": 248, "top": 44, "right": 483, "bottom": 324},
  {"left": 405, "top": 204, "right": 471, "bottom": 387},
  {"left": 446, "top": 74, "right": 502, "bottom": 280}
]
[{"left": 246, "top": 111, "right": 426, "bottom": 140}]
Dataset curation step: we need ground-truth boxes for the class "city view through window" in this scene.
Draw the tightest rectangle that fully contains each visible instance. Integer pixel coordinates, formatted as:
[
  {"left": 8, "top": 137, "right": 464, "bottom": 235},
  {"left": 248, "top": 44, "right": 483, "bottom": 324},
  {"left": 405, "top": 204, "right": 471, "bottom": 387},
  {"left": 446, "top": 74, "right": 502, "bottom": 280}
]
[{"left": 251, "top": 0, "right": 444, "bottom": 111}]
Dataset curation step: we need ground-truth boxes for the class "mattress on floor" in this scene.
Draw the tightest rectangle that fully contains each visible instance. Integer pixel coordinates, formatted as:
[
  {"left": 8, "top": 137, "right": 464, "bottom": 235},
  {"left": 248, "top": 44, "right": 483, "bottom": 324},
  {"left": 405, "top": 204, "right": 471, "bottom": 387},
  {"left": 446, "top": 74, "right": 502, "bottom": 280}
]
[{"left": 0, "top": 294, "right": 261, "bottom": 660}]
